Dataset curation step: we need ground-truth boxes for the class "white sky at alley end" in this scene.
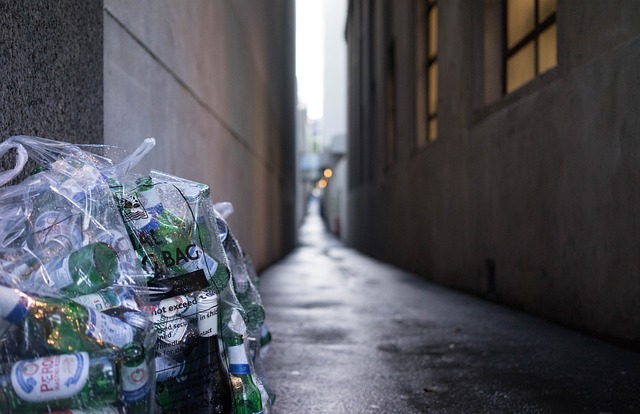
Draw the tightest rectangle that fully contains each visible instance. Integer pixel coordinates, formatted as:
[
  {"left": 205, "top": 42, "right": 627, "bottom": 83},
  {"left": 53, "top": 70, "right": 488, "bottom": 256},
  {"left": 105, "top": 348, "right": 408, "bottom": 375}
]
[{"left": 296, "top": 0, "right": 324, "bottom": 120}]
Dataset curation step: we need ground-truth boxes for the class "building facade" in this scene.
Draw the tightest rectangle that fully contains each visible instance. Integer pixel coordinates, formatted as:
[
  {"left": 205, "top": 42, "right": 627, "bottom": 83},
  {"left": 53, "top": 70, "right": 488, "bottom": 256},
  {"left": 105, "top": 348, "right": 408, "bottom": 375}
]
[
  {"left": 321, "top": 0, "right": 349, "bottom": 238},
  {"left": 346, "top": 0, "right": 640, "bottom": 345},
  {"left": 1, "top": 0, "right": 297, "bottom": 270}
]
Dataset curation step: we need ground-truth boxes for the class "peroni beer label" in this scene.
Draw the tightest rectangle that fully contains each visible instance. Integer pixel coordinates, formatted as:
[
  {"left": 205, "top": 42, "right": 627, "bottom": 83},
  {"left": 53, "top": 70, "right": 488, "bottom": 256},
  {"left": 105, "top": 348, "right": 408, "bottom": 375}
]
[{"left": 11, "top": 352, "right": 90, "bottom": 402}]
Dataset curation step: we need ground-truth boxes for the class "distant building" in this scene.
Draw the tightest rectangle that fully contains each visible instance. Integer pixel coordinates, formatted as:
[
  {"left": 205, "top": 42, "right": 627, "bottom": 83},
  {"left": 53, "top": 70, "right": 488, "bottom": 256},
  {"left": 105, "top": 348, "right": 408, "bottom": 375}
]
[
  {"left": 321, "top": 0, "right": 349, "bottom": 239},
  {"left": 346, "top": 0, "right": 640, "bottom": 345}
]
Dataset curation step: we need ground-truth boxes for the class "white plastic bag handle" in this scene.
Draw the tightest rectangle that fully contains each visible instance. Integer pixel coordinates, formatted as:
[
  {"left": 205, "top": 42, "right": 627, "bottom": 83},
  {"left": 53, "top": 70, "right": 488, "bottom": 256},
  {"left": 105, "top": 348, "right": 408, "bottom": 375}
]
[
  {"left": 0, "top": 141, "right": 28, "bottom": 187},
  {"left": 213, "top": 202, "right": 234, "bottom": 219},
  {"left": 110, "top": 137, "right": 156, "bottom": 177}
]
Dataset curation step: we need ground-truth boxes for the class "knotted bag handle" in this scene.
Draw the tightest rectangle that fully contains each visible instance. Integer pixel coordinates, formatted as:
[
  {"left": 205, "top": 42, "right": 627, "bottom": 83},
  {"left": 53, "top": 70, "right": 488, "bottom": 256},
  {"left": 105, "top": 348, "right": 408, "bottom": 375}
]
[{"left": 0, "top": 140, "right": 28, "bottom": 187}]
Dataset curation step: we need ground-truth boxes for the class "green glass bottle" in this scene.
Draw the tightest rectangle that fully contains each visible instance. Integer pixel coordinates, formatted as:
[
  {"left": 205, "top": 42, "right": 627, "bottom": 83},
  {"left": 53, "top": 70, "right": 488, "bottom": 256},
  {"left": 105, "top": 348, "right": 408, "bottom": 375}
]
[
  {"left": 226, "top": 335, "right": 263, "bottom": 414},
  {"left": 0, "top": 352, "right": 118, "bottom": 413},
  {"left": 116, "top": 177, "right": 190, "bottom": 276},
  {"left": 193, "top": 290, "right": 234, "bottom": 414},
  {"left": 259, "top": 324, "right": 272, "bottom": 349},
  {"left": 45, "top": 242, "right": 119, "bottom": 297},
  {"left": 193, "top": 209, "right": 232, "bottom": 289},
  {"left": 0, "top": 286, "right": 136, "bottom": 353},
  {"left": 222, "top": 231, "right": 265, "bottom": 331},
  {"left": 247, "top": 337, "right": 274, "bottom": 411},
  {"left": 235, "top": 296, "right": 265, "bottom": 333},
  {"left": 120, "top": 342, "right": 151, "bottom": 414}
]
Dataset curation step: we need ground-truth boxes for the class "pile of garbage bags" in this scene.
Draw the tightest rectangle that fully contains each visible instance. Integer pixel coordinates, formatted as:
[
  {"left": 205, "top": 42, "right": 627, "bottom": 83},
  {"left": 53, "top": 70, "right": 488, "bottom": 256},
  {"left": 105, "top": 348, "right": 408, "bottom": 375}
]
[{"left": 0, "top": 136, "right": 274, "bottom": 413}]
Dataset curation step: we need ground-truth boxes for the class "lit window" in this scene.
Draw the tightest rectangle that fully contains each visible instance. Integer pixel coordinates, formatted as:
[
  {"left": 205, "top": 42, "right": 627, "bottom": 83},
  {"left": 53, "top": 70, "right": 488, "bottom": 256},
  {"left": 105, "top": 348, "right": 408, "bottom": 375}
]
[
  {"left": 505, "top": 0, "right": 557, "bottom": 93},
  {"left": 416, "top": 0, "right": 438, "bottom": 146}
]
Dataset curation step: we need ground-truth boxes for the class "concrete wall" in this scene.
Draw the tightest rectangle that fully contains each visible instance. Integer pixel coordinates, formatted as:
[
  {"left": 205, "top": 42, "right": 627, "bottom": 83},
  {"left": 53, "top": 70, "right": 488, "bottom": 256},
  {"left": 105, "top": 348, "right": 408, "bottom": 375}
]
[
  {"left": 103, "top": 1, "right": 296, "bottom": 269},
  {"left": 0, "top": 1, "right": 296, "bottom": 270},
  {"left": 346, "top": 0, "right": 640, "bottom": 345}
]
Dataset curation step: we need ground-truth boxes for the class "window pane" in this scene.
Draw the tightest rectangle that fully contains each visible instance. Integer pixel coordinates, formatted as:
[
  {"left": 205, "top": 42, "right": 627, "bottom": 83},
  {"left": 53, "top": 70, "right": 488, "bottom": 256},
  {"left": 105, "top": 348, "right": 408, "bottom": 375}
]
[
  {"left": 538, "top": 0, "right": 556, "bottom": 23},
  {"left": 429, "top": 118, "right": 438, "bottom": 141},
  {"left": 538, "top": 23, "right": 557, "bottom": 73},
  {"left": 506, "top": 41, "right": 534, "bottom": 92},
  {"left": 428, "top": 5, "right": 438, "bottom": 58},
  {"left": 428, "top": 62, "right": 438, "bottom": 114},
  {"left": 416, "top": 5, "right": 426, "bottom": 70},
  {"left": 507, "top": 0, "right": 535, "bottom": 48}
]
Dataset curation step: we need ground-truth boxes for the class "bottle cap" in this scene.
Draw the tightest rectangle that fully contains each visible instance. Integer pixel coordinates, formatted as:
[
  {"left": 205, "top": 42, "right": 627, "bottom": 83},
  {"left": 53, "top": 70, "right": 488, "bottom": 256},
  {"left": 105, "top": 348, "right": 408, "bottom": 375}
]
[
  {"left": 197, "top": 290, "right": 218, "bottom": 311},
  {"left": 230, "top": 375, "right": 243, "bottom": 392}
]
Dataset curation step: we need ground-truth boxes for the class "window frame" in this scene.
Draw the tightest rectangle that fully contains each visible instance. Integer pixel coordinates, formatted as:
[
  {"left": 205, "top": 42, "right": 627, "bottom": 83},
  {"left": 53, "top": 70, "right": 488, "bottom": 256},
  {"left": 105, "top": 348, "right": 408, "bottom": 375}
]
[
  {"left": 425, "top": 0, "right": 438, "bottom": 143},
  {"left": 416, "top": 0, "right": 438, "bottom": 148},
  {"left": 503, "top": 0, "right": 556, "bottom": 94}
]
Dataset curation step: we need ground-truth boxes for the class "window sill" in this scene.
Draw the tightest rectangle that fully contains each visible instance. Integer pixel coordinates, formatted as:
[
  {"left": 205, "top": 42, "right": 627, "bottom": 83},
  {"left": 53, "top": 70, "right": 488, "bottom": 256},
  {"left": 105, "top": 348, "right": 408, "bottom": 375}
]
[{"left": 472, "top": 66, "right": 560, "bottom": 125}]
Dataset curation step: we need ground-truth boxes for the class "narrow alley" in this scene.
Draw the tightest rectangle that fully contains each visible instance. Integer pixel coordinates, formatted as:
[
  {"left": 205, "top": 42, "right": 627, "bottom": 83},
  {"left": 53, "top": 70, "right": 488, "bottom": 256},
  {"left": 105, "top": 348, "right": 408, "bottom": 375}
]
[{"left": 261, "top": 199, "right": 640, "bottom": 413}]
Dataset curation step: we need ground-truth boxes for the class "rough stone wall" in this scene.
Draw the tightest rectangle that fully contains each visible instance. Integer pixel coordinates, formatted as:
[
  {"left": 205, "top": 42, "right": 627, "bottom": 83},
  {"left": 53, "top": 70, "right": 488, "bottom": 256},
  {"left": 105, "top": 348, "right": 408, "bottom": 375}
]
[{"left": 0, "top": 0, "right": 103, "bottom": 180}]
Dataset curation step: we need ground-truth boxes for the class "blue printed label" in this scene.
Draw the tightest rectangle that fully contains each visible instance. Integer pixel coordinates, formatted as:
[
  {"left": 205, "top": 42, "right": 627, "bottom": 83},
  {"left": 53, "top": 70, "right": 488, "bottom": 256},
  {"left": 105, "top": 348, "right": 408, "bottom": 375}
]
[
  {"left": 229, "top": 363, "right": 251, "bottom": 375},
  {"left": 6, "top": 295, "right": 30, "bottom": 324},
  {"left": 228, "top": 344, "right": 251, "bottom": 375},
  {"left": 181, "top": 249, "right": 219, "bottom": 280},
  {"left": 85, "top": 308, "right": 134, "bottom": 348},
  {"left": 46, "top": 255, "right": 74, "bottom": 289},
  {"left": 155, "top": 356, "right": 185, "bottom": 382}
]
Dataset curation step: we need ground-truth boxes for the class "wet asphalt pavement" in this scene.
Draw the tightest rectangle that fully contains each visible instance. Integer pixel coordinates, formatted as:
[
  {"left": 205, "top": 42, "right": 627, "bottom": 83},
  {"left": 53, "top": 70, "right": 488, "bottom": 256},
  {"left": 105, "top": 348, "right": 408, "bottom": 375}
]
[{"left": 259, "top": 200, "right": 640, "bottom": 413}]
